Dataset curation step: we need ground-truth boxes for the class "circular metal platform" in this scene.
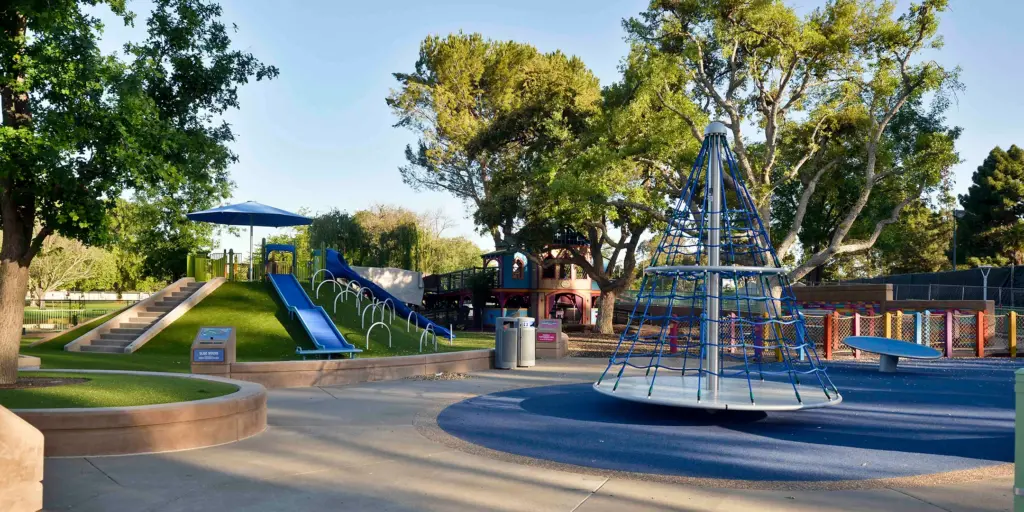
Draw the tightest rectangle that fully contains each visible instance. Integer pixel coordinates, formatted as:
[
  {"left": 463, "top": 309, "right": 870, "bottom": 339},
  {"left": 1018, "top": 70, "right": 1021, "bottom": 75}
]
[{"left": 593, "top": 376, "right": 842, "bottom": 411}]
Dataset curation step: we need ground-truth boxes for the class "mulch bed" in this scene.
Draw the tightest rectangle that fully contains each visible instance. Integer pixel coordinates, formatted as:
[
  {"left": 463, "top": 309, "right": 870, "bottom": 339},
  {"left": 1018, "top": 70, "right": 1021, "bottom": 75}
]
[{"left": 0, "top": 377, "right": 90, "bottom": 390}]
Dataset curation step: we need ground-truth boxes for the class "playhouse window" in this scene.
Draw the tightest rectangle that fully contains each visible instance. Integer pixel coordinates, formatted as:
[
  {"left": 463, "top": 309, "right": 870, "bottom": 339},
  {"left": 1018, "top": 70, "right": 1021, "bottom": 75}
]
[
  {"left": 512, "top": 259, "right": 524, "bottom": 280},
  {"left": 560, "top": 264, "right": 572, "bottom": 279},
  {"left": 542, "top": 257, "right": 556, "bottom": 279}
]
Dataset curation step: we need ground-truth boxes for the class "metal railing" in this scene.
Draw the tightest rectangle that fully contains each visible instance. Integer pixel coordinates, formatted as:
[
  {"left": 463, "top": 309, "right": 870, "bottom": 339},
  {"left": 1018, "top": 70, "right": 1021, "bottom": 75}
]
[{"left": 22, "top": 303, "right": 130, "bottom": 332}]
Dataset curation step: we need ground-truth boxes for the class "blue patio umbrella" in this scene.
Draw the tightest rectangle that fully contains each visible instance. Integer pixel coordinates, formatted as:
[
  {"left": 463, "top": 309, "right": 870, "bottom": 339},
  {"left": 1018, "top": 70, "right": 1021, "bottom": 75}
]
[{"left": 187, "top": 201, "right": 312, "bottom": 278}]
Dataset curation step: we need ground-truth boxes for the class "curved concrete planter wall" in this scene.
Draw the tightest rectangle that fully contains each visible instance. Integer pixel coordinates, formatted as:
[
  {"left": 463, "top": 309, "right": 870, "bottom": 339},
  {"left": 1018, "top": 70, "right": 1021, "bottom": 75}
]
[
  {"left": 196, "top": 349, "right": 494, "bottom": 389},
  {"left": 0, "top": 404, "right": 44, "bottom": 512},
  {"left": 12, "top": 371, "right": 266, "bottom": 457}
]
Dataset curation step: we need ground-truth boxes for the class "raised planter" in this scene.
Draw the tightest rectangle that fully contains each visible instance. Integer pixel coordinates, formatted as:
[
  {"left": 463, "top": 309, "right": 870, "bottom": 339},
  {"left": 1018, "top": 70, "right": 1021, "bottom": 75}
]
[
  {"left": 200, "top": 349, "right": 494, "bottom": 389},
  {"left": 12, "top": 370, "right": 266, "bottom": 457},
  {"left": 17, "top": 355, "right": 40, "bottom": 370},
  {"left": 0, "top": 404, "right": 43, "bottom": 512}
]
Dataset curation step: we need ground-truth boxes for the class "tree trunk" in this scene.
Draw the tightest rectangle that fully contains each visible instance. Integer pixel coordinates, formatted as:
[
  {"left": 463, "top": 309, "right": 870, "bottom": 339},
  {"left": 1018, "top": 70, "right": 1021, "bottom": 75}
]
[
  {"left": 595, "top": 290, "right": 617, "bottom": 335},
  {"left": 0, "top": 260, "right": 30, "bottom": 385}
]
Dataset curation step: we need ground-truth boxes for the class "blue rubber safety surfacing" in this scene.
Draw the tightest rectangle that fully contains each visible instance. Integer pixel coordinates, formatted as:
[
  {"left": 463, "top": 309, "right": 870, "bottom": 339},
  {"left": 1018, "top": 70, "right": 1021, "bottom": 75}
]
[{"left": 437, "top": 360, "right": 1019, "bottom": 481}]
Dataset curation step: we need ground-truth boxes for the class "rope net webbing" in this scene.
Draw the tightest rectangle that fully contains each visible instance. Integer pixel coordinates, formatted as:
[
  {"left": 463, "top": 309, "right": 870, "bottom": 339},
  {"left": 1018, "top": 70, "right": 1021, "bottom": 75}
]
[{"left": 597, "top": 130, "right": 838, "bottom": 405}]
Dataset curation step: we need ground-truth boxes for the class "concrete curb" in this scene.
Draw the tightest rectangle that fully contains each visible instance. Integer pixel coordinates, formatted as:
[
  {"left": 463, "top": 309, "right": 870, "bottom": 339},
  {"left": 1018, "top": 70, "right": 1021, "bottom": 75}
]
[
  {"left": 199, "top": 349, "right": 495, "bottom": 389},
  {"left": 12, "top": 370, "right": 266, "bottom": 457}
]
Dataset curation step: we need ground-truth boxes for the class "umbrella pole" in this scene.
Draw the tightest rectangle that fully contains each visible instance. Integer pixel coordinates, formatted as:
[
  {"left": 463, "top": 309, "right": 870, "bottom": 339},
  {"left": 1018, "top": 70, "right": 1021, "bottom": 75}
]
[{"left": 249, "top": 224, "right": 254, "bottom": 281}]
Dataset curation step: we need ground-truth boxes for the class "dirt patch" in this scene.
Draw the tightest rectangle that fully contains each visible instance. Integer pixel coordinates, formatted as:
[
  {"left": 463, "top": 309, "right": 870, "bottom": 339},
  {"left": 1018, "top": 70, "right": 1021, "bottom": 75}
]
[{"left": 0, "top": 377, "right": 90, "bottom": 390}]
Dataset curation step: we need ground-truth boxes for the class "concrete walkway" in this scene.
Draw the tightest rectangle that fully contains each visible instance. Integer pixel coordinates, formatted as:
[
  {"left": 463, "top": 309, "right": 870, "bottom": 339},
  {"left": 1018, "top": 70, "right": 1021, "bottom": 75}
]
[{"left": 43, "top": 358, "right": 1012, "bottom": 511}]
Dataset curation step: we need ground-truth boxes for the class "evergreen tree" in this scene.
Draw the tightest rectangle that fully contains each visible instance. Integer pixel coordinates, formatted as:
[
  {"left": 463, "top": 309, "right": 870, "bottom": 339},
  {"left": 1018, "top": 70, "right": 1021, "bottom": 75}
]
[{"left": 958, "top": 146, "right": 1024, "bottom": 265}]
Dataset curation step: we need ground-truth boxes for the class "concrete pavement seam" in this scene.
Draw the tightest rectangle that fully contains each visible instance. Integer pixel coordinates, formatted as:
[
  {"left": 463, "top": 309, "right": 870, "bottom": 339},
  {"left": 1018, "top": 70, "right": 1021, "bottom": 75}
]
[
  {"left": 888, "top": 487, "right": 955, "bottom": 512},
  {"left": 84, "top": 457, "right": 123, "bottom": 487},
  {"left": 569, "top": 478, "right": 608, "bottom": 512},
  {"left": 315, "top": 386, "right": 340, "bottom": 399}
]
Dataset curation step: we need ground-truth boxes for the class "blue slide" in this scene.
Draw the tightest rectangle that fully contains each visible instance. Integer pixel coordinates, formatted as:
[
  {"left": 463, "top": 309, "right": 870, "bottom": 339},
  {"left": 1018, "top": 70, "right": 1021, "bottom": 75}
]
[
  {"left": 325, "top": 249, "right": 454, "bottom": 339},
  {"left": 268, "top": 273, "right": 361, "bottom": 357}
]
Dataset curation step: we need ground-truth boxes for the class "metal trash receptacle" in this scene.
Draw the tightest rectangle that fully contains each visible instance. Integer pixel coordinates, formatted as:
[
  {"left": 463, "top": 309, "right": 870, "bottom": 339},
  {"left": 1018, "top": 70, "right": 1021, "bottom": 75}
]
[
  {"left": 516, "top": 317, "right": 536, "bottom": 367},
  {"left": 495, "top": 317, "right": 518, "bottom": 369}
]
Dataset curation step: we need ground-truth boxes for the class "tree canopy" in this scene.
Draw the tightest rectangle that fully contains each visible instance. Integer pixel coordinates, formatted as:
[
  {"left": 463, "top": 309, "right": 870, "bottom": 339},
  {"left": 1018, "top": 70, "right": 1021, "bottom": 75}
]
[
  {"left": 958, "top": 145, "right": 1024, "bottom": 266},
  {"left": 0, "top": 0, "right": 276, "bottom": 383},
  {"left": 308, "top": 205, "right": 482, "bottom": 275},
  {"left": 626, "top": 0, "right": 960, "bottom": 281},
  {"left": 388, "top": 33, "right": 601, "bottom": 246}
]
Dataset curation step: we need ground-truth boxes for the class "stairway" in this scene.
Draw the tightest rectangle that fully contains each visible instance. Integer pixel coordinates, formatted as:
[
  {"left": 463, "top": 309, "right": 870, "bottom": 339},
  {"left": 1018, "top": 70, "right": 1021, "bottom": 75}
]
[{"left": 80, "top": 281, "right": 206, "bottom": 353}]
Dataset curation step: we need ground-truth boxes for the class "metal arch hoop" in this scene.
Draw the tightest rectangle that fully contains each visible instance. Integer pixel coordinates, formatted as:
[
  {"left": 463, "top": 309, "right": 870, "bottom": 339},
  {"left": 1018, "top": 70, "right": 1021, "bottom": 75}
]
[
  {"left": 419, "top": 323, "right": 436, "bottom": 352},
  {"left": 644, "top": 265, "right": 787, "bottom": 275},
  {"left": 407, "top": 310, "right": 418, "bottom": 332},
  {"left": 315, "top": 279, "right": 340, "bottom": 299},
  {"left": 380, "top": 298, "right": 396, "bottom": 324},
  {"left": 333, "top": 289, "right": 356, "bottom": 313},
  {"left": 310, "top": 269, "right": 336, "bottom": 288},
  {"left": 366, "top": 321, "right": 392, "bottom": 350},
  {"left": 361, "top": 302, "right": 383, "bottom": 329}
]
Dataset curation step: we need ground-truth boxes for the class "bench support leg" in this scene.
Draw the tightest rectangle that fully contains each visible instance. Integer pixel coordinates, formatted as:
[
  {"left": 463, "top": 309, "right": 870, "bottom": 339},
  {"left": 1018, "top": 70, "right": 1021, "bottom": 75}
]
[{"left": 879, "top": 354, "right": 899, "bottom": 373}]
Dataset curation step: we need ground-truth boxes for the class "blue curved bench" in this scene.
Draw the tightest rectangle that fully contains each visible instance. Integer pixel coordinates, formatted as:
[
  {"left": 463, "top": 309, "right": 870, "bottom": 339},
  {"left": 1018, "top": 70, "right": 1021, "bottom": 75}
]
[{"left": 843, "top": 336, "right": 941, "bottom": 373}]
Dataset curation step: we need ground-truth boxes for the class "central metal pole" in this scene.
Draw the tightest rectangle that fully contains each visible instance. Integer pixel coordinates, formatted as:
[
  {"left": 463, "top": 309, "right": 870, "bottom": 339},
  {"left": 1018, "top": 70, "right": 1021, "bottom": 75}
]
[{"left": 706, "top": 132, "right": 722, "bottom": 393}]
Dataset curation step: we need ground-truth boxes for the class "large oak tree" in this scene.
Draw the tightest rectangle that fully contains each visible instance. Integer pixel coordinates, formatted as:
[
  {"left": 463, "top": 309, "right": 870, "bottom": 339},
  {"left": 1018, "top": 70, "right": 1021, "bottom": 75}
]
[
  {"left": 0, "top": 0, "right": 276, "bottom": 383},
  {"left": 627, "top": 0, "right": 959, "bottom": 281}
]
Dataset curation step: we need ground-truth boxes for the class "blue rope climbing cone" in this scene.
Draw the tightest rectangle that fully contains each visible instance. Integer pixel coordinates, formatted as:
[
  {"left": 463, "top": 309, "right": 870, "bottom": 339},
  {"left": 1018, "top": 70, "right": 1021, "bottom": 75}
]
[{"left": 593, "top": 122, "right": 842, "bottom": 411}]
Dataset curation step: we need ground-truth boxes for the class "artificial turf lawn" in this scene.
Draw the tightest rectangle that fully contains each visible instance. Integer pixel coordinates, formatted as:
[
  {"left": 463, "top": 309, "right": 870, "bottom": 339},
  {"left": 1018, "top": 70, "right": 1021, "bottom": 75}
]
[
  {"left": 141, "top": 281, "right": 315, "bottom": 360},
  {"left": 21, "top": 280, "right": 495, "bottom": 373},
  {"left": 21, "top": 308, "right": 192, "bottom": 373},
  {"left": 0, "top": 372, "right": 238, "bottom": 409},
  {"left": 303, "top": 282, "right": 494, "bottom": 356}
]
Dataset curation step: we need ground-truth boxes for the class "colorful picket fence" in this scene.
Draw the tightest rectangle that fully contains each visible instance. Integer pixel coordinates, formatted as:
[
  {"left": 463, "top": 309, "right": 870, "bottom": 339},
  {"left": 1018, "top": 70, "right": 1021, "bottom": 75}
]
[{"left": 805, "top": 310, "right": 1017, "bottom": 359}]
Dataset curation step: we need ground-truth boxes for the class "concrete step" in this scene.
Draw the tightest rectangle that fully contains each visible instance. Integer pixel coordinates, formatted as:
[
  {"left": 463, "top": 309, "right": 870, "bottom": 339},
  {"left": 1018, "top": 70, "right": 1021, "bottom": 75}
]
[
  {"left": 92, "top": 338, "right": 133, "bottom": 348},
  {"left": 99, "top": 332, "right": 136, "bottom": 341},
  {"left": 116, "top": 322, "right": 150, "bottom": 330},
  {"left": 80, "top": 345, "right": 126, "bottom": 354},
  {"left": 111, "top": 327, "right": 146, "bottom": 335},
  {"left": 135, "top": 311, "right": 163, "bottom": 318},
  {"left": 147, "top": 305, "right": 175, "bottom": 312}
]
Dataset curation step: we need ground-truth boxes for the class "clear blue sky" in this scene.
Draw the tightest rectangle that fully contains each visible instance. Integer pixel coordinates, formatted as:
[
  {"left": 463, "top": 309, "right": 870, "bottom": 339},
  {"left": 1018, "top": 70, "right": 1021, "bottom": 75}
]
[{"left": 94, "top": 0, "right": 1024, "bottom": 253}]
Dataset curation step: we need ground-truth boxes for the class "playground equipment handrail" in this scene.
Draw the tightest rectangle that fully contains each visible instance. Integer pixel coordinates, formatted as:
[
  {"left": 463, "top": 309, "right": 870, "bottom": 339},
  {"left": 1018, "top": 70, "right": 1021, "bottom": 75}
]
[{"left": 366, "top": 321, "right": 392, "bottom": 350}]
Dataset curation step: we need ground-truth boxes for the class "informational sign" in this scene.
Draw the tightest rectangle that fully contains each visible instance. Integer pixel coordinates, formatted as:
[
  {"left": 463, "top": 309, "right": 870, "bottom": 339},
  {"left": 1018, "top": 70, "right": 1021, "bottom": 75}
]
[
  {"left": 537, "top": 332, "right": 557, "bottom": 343},
  {"left": 194, "top": 349, "right": 225, "bottom": 362},
  {"left": 191, "top": 326, "right": 235, "bottom": 368},
  {"left": 198, "top": 327, "right": 232, "bottom": 341},
  {"left": 538, "top": 319, "right": 561, "bottom": 329}
]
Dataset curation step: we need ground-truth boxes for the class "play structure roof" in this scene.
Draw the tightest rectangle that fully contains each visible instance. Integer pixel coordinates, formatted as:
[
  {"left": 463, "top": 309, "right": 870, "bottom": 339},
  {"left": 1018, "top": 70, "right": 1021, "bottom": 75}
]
[{"left": 186, "top": 201, "right": 312, "bottom": 227}]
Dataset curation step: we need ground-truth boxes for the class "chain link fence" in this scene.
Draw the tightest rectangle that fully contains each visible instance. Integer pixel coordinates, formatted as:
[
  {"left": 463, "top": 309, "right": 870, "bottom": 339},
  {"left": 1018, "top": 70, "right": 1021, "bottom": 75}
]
[{"left": 924, "top": 312, "right": 946, "bottom": 351}]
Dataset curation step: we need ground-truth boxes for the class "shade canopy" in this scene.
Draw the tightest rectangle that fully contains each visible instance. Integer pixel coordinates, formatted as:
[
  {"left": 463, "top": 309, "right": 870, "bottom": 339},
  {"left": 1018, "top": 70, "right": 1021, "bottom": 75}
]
[{"left": 186, "top": 201, "right": 312, "bottom": 228}]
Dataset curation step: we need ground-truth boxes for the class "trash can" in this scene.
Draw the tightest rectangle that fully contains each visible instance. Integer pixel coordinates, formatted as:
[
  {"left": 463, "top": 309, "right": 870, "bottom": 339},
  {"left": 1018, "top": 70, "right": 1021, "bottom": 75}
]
[
  {"left": 516, "top": 317, "right": 536, "bottom": 367},
  {"left": 495, "top": 317, "right": 518, "bottom": 370}
]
